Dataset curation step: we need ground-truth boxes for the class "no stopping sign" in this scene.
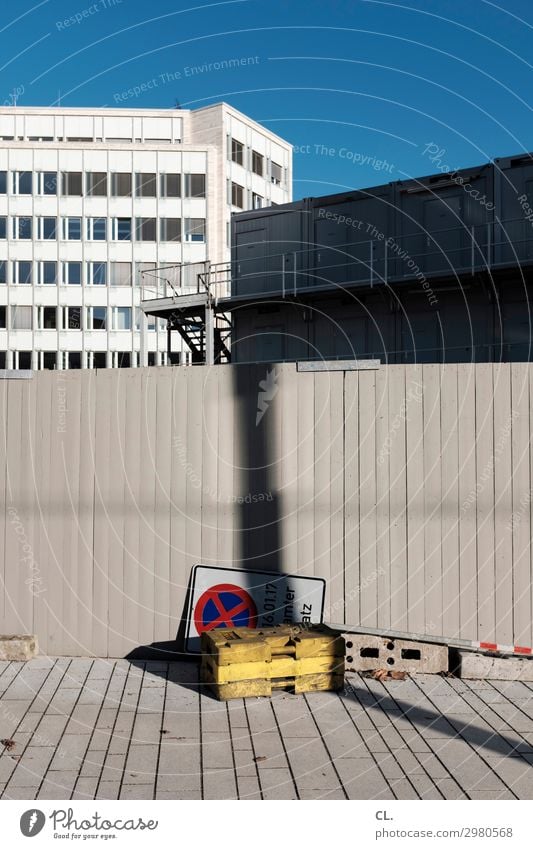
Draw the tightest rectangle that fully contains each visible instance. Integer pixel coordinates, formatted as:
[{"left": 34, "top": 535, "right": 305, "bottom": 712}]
[{"left": 185, "top": 565, "right": 325, "bottom": 653}]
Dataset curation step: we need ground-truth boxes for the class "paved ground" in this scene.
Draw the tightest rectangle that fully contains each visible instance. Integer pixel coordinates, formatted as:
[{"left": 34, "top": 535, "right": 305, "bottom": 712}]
[{"left": 0, "top": 658, "right": 533, "bottom": 800}]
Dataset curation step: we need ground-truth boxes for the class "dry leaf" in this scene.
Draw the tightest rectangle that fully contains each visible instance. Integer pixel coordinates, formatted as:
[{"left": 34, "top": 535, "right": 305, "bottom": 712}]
[
  {"left": 371, "top": 669, "right": 408, "bottom": 681},
  {"left": 254, "top": 755, "right": 268, "bottom": 762},
  {"left": 0, "top": 738, "right": 15, "bottom": 751}
]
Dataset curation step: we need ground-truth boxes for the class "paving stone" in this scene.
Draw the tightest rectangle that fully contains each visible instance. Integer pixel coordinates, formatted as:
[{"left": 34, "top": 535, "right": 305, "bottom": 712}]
[
  {"left": 2, "top": 785, "right": 40, "bottom": 799},
  {"left": 202, "top": 768, "right": 238, "bottom": 800},
  {"left": 72, "top": 776, "right": 99, "bottom": 799},
  {"left": 122, "top": 744, "right": 159, "bottom": 784},
  {"left": 237, "top": 775, "right": 262, "bottom": 799},
  {"left": 334, "top": 758, "right": 394, "bottom": 799},
  {"left": 38, "top": 771, "right": 78, "bottom": 798},
  {"left": 249, "top": 731, "right": 288, "bottom": 768},
  {"left": 432, "top": 778, "right": 468, "bottom": 799},
  {"left": 202, "top": 732, "right": 235, "bottom": 769},
  {"left": 8, "top": 746, "right": 55, "bottom": 786},
  {"left": 257, "top": 767, "right": 297, "bottom": 799},
  {"left": 120, "top": 783, "right": 154, "bottom": 799},
  {"left": 95, "top": 781, "right": 120, "bottom": 799}
]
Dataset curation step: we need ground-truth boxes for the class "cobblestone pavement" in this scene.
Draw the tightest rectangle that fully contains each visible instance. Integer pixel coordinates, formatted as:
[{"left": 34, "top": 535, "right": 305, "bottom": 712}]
[{"left": 0, "top": 658, "right": 533, "bottom": 800}]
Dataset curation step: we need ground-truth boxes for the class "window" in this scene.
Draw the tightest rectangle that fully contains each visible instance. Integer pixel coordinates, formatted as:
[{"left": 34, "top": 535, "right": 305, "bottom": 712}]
[
  {"left": 66, "top": 352, "right": 81, "bottom": 369},
  {"left": 0, "top": 172, "right": 6, "bottom": 194},
  {"left": 13, "top": 217, "right": 32, "bottom": 240},
  {"left": 160, "top": 218, "right": 181, "bottom": 242},
  {"left": 86, "top": 172, "right": 107, "bottom": 196},
  {"left": 17, "top": 351, "right": 32, "bottom": 369},
  {"left": 252, "top": 150, "right": 264, "bottom": 176},
  {"left": 39, "top": 172, "right": 57, "bottom": 195},
  {"left": 110, "top": 262, "right": 131, "bottom": 286},
  {"left": 15, "top": 261, "right": 32, "bottom": 285},
  {"left": 185, "top": 173, "right": 206, "bottom": 198},
  {"left": 0, "top": 306, "right": 5, "bottom": 328},
  {"left": 113, "top": 306, "right": 132, "bottom": 330},
  {"left": 231, "top": 182, "right": 244, "bottom": 208},
  {"left": 231, "top": 138, "right": 244, "bottom": 165},
  {"left": 13, "top": 171, "right": 32, "bottom": 195},
  {"left": 11, "top": 305, "right": 32, "bottom": 330},
  {"left": 87, "top": 217, "right": 107, "bottom": 240},
  {"left": 39, "top": 261, "right": 57, "bottom": 285},
  {"left": 90, "top": 352, "right": 107, "bottom": 368},
  {"left": 40, "top": 306, "right": 57, "bottom": 329},
  {"left": 64, "top": 306, "right": 82, "bottom": 330},
  {"left": 62, "top": 217, "right": 82, "bottom": 240},
  {"left": 110, "top": 172, "right": 132, "bottom": 196},
  {"left": 0, "top": 217, "right": 6, "bottom": 239},
  {"left": 116, "top": 352, "right": 131, "bottom": 368},
  {"left": 135, "top": 262, "right": 154, "bottom": 291},
  {"left": 61, "top": 171, "right": 83, "bottom": 196},
  {"left": 37, "top": 217, "right": 57, "bottom": 239},
  {"left": 41, "top": 352, "right": 57, "bottom": 370},
  {"left": 184, "top": 218, "right": 206, "bottom": 242},
  {"left": 88, "top": 306, "right": 107, "bottom": 330},
  {"left": 88, "top": 262, "right": 107, "bottom": 285},
  {"left": 271, "top": 161, "right": 282, "bottom": 185},
  {"left": 135, "top": 172, "right": 156, "bottom": 197},
  {"left": 113, "top": 217, "right": 131, "bottom": 240},
  {"left": 160, "top": 173, "right": 181, "bottom": 197},
  {"left": 252, "top": 192, "right": 263, "bottom": 209},
  {"left": 0, "top": 261, "right": 6, "bottom": 284},
  {"left": 63, "top": 262, "right": 81, "bottom": 285},
  {"left": 135, "top": 217, "right": 156, "bottom": 241}
]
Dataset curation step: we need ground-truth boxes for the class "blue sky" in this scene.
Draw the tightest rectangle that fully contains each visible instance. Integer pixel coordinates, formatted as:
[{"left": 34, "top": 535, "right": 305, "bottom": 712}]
[{"left": 3, "top": 0, "right": 533, "bottom": 199}]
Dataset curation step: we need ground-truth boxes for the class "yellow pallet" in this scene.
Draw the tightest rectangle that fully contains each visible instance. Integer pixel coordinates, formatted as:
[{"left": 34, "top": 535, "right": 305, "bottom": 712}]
[
  {"left": 201, "top": 623, "right": 345, "bottom": 664},
  {"left": 200, "top": 624, "right": 345, "bottom": 701}
]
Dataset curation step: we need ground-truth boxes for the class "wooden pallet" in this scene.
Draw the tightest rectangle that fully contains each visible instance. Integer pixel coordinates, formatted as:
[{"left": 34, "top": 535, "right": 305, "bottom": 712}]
[{"left": 200, "top": 624, "right": 345, "bottom": 700}]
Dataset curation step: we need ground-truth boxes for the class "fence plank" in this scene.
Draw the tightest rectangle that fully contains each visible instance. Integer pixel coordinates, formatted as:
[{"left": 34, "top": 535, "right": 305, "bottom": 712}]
[
  {"left": 440, "top": 364, "right": 460, "bottom": 639},
  {"left": 388, "top": 365, "right": 408, "bottom": 631},
  {"left": 475, "top": 363, "right": 496, "bottom": 641},
  {"left": 510, "top": 364, "right": 532, "bottom": 647},
  {"left": 343, "top": 371, "right": 359, "bottom": 627},
  {"left": 493, "top": 363, "right": 513, "bottom": 645},
  {"left": 405, "top": 365, "right": 425, "bottom": 633},
  {"left": 358, "top": 369, "right": 378, "bottom": 628}
]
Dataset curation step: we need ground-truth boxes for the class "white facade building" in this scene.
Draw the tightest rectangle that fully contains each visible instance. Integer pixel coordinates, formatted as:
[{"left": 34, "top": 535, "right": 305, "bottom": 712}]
[{"left": 0, "top": 103, "right": 292, "bottom": 369}]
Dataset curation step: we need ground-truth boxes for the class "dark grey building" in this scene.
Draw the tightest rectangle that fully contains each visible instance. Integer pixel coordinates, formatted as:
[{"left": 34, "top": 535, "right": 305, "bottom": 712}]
[
  {"left": 141, "top": 150, "right": 533, "bottom": 365},
  {"left": 227, "top": 151, "right": 533, "bottom": 364}
]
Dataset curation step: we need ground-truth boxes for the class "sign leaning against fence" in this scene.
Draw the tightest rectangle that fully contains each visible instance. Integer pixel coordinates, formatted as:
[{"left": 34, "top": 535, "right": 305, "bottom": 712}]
[{"left": 185, "top": 565, "right": 326, "bottom": 652}]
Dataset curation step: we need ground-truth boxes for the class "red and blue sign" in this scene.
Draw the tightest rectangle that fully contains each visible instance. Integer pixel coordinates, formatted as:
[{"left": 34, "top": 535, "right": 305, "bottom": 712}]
[
  {"left": 186, "top": 565, "right": 325, "bottom": 652},
  {"left": 194, "top": 583, "right": 258, "bottom": 633}
]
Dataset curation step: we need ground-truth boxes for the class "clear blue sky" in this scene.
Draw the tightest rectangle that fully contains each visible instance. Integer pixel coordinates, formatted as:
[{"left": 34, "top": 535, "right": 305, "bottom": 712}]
[{"left": 3, "top": 0, "right": 533, "bottom": 199}]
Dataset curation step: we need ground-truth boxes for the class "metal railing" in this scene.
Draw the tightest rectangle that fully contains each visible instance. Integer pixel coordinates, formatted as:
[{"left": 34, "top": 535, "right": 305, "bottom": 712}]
[{"left": 140, "top": 216, "right": 533, "bottom": 306}]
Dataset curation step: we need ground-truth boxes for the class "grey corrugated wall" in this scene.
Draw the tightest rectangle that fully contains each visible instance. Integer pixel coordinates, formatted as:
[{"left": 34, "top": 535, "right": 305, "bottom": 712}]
[{"left": 0, "top": 362, "right": 531, "bottom": 656}]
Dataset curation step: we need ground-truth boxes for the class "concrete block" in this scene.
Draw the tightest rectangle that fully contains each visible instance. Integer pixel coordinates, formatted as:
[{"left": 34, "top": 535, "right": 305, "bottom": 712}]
[
  {"left": 0, "top": 635, "right": 37, "bottom": 661},
  {"left": 451, "top": 649, "right": 533, "bottom": 681},
  {"left": 344, "top": 634, "right": 448, "bottom": 674}
]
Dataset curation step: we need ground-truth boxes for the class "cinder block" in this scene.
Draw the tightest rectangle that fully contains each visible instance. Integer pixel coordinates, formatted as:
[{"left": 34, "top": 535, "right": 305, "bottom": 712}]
[
  {"left": 451, "top": 649, "right": 533, "bottom": 681},
  {"left": 0, "top": 635, "right": 38, "bottom": 661},
  {"left": 344, "top": 635, "right": 448, "bottom": 674}
]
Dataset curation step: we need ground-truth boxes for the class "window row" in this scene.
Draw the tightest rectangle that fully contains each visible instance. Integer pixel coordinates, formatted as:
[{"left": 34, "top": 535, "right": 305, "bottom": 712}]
[
  {"left": 0, "top": 171, "right": 206, "bottom": 198},
  {"left": 0, "top": 350, "right": 177, "bottom": 370},
  {"left": 228, "top": 139, "right": 283, "bottom": 184},
  {"left": 0, "top": 216, "right": 205, "bottom": 242},
  {"left": 0, "top": 304, "right": 134, "bottom": 331},
  {"left": 0, "top": 260, "right": 144, "bottom": 285}
]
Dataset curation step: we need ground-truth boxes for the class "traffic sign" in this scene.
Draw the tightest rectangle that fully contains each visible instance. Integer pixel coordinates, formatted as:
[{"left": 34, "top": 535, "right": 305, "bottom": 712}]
[
  {"left": 193, "top": 583, "right": 258, "bottom": 633},
  {"left": 185, "top": 565, "right": 325, "bottom": 652}
]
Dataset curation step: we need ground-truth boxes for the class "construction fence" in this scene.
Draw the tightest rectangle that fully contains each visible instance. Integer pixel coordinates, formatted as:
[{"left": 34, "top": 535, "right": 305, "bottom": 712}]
[{"left": 0, "top": 362, "right": 531, "bottom": 656}]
